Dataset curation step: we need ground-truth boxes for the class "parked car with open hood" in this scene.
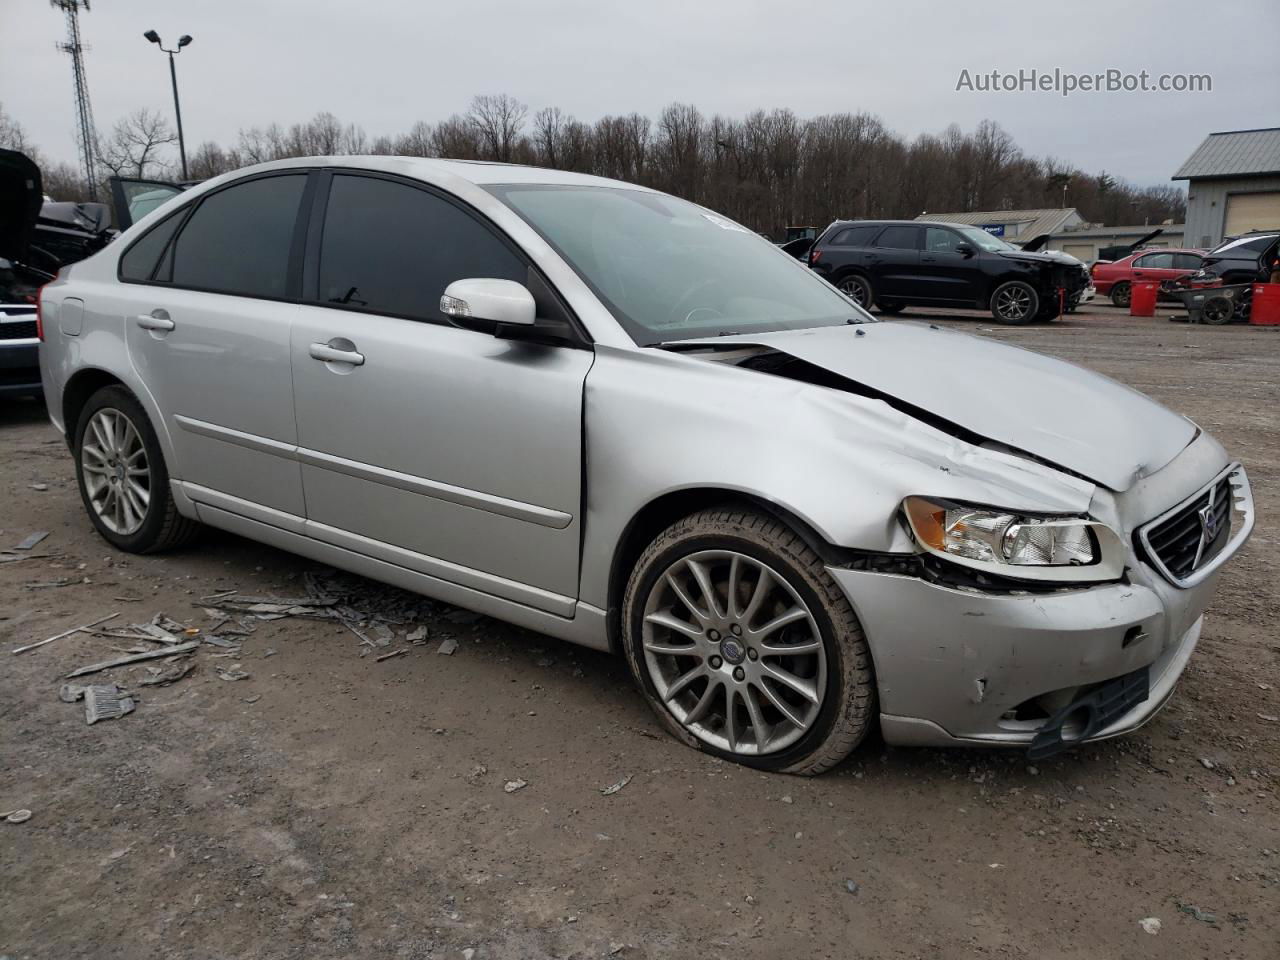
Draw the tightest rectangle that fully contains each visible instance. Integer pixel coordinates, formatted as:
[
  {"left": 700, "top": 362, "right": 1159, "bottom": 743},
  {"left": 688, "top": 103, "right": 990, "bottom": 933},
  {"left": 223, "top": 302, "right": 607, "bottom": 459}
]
[
  {"left": 37, "top": 157, "right": 1253, "bottom": 773},
  {"left": 805, "top": 219, "right": 1092, "bottom": 323}
]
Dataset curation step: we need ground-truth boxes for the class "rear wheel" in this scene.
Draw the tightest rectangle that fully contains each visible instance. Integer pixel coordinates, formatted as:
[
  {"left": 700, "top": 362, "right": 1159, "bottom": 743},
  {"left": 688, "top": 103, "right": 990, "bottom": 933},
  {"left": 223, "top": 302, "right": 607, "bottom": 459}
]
[
  {"left": 990, "top": 281, "right": 1039, "bottom": 324},
  {"left": 837, "top": 274, "right": 873, "bottom": 310},
  {"left": 74, "top": 386, "right": 199, "bottom": 553},
  {"left": 622, "top": 507, "right": 876, "bottom": 775},
  {"left": 1109, "top": 281, "right": 1131, "bottom": 308}
]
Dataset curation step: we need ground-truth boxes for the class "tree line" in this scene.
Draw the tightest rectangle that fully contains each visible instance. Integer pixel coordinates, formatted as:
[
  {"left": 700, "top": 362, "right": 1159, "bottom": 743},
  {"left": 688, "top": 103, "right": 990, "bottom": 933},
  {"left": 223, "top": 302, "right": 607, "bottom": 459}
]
[{"left": 2, "top": 96, "right": 1185, "bottom": 238}]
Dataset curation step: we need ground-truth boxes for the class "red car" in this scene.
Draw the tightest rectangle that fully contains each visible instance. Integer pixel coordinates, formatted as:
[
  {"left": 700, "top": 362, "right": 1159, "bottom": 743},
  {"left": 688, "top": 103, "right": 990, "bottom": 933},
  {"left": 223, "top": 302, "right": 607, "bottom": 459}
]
[{"left": 1091, "top": 247, "right": 1206, "bottom": 307}]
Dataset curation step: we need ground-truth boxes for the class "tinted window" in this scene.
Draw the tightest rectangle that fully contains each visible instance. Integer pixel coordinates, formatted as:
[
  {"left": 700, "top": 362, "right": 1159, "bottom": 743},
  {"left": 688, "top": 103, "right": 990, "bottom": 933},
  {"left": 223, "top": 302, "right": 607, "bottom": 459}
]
[
  {"left": 924, "top": 227, "right": 963, "bottom": 253},
  {"left": 874, "top": 226, "right": 919, "bottom": 250},
  {"left": 119, "top": 209, "right": 185, "bottom": 282},
  {"left": 829, "top": 225, "right": 878, "bottom": 247},
  {"left": 1136, "top": 252, "right": 1174, "bottom": 268},
  {"left": 171, "top": 175, "right": 306, "bottom": 298},
  {"left": 318, "top": 175, "right": 525, "bottom": 322},
  {"left": 1173, "top": 253, "right": 1202, "bottom": 269}
]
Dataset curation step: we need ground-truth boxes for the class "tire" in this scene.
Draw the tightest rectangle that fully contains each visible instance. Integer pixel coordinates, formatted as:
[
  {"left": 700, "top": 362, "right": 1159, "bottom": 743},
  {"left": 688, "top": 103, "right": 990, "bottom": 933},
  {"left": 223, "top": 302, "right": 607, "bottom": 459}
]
[
  {"left": 990, "top": 280, "right": 1039, "bottom": 325},
  {"left": 876, "top": 299, "right": 905, "bottom": 315},
  {"left": 74, "top": 385, "right": 199, "bottom": 553},
  {"left": 836, "top": 273, "right": 873, "bottom": 310},
  {"left": 1201, "top": 295, "right": 1233, "bottom": 325},
  {"left": 621, "top": 506, "right": 876, "bottom": 776},
  {"left": 1109, "top": 281, "right": 1131, "bottom": 308}
]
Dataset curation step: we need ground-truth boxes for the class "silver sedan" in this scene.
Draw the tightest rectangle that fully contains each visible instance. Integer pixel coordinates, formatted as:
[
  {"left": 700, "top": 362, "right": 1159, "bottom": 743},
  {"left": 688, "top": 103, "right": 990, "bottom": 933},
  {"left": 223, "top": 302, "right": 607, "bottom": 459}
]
[{"left": 36, "top": 157, "right": 1254, "bottom": 774}]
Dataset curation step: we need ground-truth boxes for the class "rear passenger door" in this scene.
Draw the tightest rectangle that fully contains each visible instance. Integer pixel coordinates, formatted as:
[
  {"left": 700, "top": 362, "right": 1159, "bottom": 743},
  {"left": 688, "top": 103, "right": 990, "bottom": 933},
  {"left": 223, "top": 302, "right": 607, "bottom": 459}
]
[
  {"left": 289, "top": 172, "right": 593, "bottom": 614},
  {"left": 119, "top": 172, "right": 308, "bottom": 516},
  {"left": 1130, "top": 251, "right": 1179, "bottom": 285},
  {"left": 868, "top": 225, "right": 921, "bottom": 298}
]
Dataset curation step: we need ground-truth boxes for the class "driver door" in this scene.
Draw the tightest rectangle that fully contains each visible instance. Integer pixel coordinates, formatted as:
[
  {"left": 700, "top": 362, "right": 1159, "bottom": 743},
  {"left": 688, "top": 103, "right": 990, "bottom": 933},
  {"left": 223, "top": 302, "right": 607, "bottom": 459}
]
[{"left": 290, "top": 172, "right": 592, "bottom": 614}]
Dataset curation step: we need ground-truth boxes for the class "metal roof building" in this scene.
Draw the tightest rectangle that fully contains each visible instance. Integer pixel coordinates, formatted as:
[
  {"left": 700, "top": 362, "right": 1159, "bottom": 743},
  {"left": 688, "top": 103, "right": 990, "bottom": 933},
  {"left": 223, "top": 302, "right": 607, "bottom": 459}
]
[
  {"left": 914, "top": 208, "right": 1084, "bottom": 244},
  {"left": 1172, "top": 127, "right": 1280, "bottom": 247}
]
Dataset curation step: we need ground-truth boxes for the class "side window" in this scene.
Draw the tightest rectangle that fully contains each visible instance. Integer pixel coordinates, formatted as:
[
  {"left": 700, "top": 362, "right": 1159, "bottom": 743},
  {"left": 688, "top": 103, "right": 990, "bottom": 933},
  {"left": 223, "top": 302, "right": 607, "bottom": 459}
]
[
  {"left": 316, "top": 174, "right": 525, "bottom": 323},
  {"left": 119, "top": 209, "right": 186, "bottom": 282},
  {"left": 874, "top": 226, "right": 920, "bottom": 250},
  {"left": 1136, "top": 252, "right": 1174, "bottom": 269},
  {"left": 170, "top": 175, "right": 306, "bottom": 299},
  {"left": 1173, "top": 253, "right": 1202, "bottom": 270},
  {"left": 830, "top": 225, "right": 877, "bottom": 247},
  {"left": 924, "top": 227, "right": 962, "bottom": 254}
]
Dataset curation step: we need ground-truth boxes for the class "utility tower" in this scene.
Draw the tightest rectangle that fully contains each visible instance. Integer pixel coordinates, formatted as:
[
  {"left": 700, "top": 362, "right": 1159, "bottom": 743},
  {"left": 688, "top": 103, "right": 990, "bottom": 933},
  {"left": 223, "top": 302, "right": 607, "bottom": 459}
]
[{"left": 52, "top": 0, "right": 98, "bottom": 199}]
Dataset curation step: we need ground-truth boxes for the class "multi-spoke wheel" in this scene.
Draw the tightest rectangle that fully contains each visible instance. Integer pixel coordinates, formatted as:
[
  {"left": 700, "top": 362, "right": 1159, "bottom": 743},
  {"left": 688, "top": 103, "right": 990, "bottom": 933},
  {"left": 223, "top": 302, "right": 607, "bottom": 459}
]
[
  {"left": 81, "top": 408, "right": 151, "bottom": 535},
  {"left": 74, "top": 385, "right": 199, "bottom": 552},
  {"left": 623, "top": 507, "right": 876, "bottom": 775},
  {"left": 837, "top": 274, "right": 873, "bottom": 310},
  {"left": 990, "top": 280, "right": 1038, "bottom": 325}
]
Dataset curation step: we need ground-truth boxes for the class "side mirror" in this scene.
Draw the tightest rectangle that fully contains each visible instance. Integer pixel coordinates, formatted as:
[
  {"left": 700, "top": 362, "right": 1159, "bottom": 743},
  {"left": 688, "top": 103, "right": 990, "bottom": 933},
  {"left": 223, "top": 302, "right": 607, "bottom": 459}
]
[
  {"left": 955, "top": 242, "right": 975, "bottom": 257},
  {"left": 440, "top": 278, "right": 536, "bottom": 333}
]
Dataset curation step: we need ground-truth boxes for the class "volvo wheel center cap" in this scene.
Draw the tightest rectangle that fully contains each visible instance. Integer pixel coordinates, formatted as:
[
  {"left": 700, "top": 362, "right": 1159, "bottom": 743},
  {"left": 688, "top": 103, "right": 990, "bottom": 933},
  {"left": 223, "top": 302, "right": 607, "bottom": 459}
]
[{"left": 719, "top": 637, "right": 745, "bottom": 665}]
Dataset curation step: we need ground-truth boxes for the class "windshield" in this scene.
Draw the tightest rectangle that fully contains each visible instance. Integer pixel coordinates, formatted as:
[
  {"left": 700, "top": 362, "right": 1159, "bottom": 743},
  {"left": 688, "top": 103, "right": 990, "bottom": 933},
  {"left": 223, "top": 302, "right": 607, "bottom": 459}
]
[
  {"left": 488, "top": 184, "right": 870, "bottom": 344},
  {"left": 951, "top": 224, "right": 1016, "bottom": 252}
]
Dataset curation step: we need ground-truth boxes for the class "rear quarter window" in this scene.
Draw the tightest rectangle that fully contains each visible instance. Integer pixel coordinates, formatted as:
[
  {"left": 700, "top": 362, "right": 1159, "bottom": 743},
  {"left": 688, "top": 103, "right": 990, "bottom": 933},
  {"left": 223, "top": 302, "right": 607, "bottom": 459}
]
[
  {"left": 119, "top": 209, "right": 186, "bottom": 282},
  {"left": 828, "top": 225, "right": 878, "bottom": 247}
]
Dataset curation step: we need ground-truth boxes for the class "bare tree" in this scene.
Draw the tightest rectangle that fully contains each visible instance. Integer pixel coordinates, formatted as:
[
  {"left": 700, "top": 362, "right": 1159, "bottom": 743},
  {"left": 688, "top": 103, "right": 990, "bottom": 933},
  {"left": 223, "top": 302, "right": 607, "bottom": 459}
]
[
  {"left": 96, "top": 109, "right": 177, "bottom": 178},
  {"left": 467, "top": 94, "right": 527, "bottom": 162},
  {"left": 0, "top": 101, "right": 32, "bottom": 153}
]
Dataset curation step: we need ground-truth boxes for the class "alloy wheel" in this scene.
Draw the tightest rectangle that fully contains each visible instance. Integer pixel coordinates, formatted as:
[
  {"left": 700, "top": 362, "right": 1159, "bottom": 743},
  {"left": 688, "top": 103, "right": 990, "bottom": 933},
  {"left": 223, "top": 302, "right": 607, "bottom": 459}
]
[
  {"left": 641, "top": 550, "right": 827, "bottom": 756},
  {"left": 80, "top": 407, "right": 151, "bottom": 535},
  {"left": 994, "top": 284, "right": 1033, "bottom": 322},
  {"left": 838, "top": 276, "right": 870, "bottom": 308}
]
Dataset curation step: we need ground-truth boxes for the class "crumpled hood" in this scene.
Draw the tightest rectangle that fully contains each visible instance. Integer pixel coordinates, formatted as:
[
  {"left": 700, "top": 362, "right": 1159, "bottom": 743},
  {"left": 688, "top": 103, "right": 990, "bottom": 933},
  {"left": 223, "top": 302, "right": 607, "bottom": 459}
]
[
  {"left": 997, "top": 248, "right": 1081, "bottom": 269},
  {"left": 679, "top": 322, "right": 1196, "bottom": 491}
]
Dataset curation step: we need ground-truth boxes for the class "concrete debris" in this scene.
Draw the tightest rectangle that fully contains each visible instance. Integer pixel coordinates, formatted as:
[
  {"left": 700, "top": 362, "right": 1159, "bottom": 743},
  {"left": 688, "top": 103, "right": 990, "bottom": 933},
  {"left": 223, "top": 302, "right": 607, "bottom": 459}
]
[
  {"left": 59, "top": 683, "right": 88, "bottom": 703},
  {"left": 467, "top": 764, "right": 488, "bottom": 783},
  {"left": 29, "top": 482, "right": 49, "bottom": 491},
  {"left": 201, "top": 634, "right": 237, "bottom": 649},
  {"left": 437, "top": 637, "right": 458, "bottom": 656},
  {"left": 1258, "top": 713, "right": 1278, "bottom": 723},
  {"left": 15, "top": 530, "right": 49, "bottom": 550},
  {"left": 216, "top": 666, "right": 250, "bottom": 682},
  {"left": 1178, "top": 903, "right": 1216, "bottom": 923},
  {"left": 140, "top": 661, "right": 197, "bottom": 687},
  {"left": 1139, "top": 917, "right": 1161, "bottom": 935},
  {"left": 406, "top": 626, "right": 429, "bottom": 645},
  {"left": 503, "top": 778, "right": 528, "bottom": 793},
  {"left": 83, "top": 684, "right": 136, "bottom": 724},
  {"left": 3, "top": 809, "right": 33, "bottom": 824},
  {"left": 779, "top": 795, "right": 793, "bottom": 804},
  {"left": 1200, "top": 758, "right": 1215, "bottom": 770},
  {"left": 601, "top": 775, "right": 632, "bottom": 796},
  {"left": 844, "top": 879, "right": 860, "bottom": 895},
  {"left": 11, "top": 612, "right": 120, "bottom": 655},
  {"left": 65, "top": 640, "right": 199, "bottom": 678}
]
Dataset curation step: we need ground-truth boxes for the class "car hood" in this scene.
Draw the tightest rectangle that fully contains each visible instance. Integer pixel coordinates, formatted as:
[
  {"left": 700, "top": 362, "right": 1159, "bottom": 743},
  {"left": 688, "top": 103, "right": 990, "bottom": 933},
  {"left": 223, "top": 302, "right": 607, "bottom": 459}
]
[
  {"left": 997, "top": 248, "right": 1082, "bottom": 268},
  {"left": 0, "top": 149, "right": 43, "bottom": 265},
  {"left": 673, "top": 322, "right": 1196, "bottom": 491}
]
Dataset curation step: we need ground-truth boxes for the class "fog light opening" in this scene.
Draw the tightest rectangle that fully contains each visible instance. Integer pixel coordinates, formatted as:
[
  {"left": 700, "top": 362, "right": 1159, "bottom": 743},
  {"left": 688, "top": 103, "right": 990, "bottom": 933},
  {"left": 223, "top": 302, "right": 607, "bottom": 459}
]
[{"left": 1058, "top": 705, "right": 1094, "bottom": 742}]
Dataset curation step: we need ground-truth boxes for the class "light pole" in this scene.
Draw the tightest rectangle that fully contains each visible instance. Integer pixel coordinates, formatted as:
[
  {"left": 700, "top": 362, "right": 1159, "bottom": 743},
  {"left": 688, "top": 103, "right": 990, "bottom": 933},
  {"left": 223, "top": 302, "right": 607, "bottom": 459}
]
[{"left": 143, "top": 30, "right": 192, "bottom": 180}]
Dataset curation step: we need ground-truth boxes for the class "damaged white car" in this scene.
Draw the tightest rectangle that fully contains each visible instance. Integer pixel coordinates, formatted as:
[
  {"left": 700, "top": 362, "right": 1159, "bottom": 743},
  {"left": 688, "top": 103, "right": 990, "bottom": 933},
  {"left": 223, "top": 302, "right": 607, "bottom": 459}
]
[{"left": 37, "top": 158, "right": 1254, "bottom": 774}]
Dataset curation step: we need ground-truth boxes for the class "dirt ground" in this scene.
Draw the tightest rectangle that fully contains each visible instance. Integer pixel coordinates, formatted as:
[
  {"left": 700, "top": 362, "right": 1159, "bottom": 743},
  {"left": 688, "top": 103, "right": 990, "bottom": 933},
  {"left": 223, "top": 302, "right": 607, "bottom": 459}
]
[{"left": 2, "top": 303, "right": 1277, "bottom": 960}]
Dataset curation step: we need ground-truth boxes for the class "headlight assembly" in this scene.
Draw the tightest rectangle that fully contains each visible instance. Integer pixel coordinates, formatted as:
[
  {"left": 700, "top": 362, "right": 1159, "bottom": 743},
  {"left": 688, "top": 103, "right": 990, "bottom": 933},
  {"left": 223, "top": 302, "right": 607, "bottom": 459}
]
[{"left": 902, "top": 496, "right": 1125, "bottom": 583}]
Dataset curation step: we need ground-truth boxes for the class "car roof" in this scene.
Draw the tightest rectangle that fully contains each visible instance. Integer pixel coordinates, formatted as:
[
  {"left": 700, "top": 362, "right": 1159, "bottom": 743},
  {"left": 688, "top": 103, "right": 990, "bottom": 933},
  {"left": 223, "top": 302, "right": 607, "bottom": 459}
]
[{"left": 222, "top": 155, "right": 658, "bottom": 192}]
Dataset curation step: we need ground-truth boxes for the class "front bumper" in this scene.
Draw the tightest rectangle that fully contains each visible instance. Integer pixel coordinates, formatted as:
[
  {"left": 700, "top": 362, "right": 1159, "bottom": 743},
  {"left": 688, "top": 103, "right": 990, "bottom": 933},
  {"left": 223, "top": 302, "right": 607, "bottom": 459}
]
[
  {"left": 828, "top": 458, "right": 1252, "bottom": 752},
  {"left": 0, "top": 340, "right": 42, "bottom": 396}
]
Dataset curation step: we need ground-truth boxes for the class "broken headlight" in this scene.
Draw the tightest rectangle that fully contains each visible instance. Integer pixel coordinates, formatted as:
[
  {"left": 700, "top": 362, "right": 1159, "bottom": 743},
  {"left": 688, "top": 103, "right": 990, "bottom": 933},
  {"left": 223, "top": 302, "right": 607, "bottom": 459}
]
[{"left": 902, "top": 496, "right": 1125, "bottom": 583}]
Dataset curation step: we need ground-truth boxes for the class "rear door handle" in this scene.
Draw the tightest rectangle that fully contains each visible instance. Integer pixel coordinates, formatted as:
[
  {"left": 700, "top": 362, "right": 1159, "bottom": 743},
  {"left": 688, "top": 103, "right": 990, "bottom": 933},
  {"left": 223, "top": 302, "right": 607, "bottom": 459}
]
[
  {"left": 135, "top": 311, "right": 175, "bottom": 332},
  {"left": 309, "top": 341, "right": 365, "bottom": 366}
]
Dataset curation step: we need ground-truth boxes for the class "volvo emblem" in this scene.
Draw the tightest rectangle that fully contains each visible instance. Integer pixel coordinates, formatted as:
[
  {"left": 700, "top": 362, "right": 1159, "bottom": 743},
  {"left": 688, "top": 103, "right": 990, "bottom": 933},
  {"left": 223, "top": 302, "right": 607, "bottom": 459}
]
[
  {"left": 1199, "top": 502, "right": 1218, "bottom": 541},
  {"left": 719, "top": 638, "right": 746, "bottom": 665}
]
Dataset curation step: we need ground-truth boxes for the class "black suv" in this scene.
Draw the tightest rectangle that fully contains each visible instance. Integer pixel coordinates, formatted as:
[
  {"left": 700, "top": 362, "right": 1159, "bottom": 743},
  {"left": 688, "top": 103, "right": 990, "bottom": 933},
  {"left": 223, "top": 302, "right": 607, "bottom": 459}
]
[
  {"left": 805, "top": 220, "right": 1091, "bottom": 324},
  {"left": 1189, "top": 232, "right": 1279, "bottom": 286}
]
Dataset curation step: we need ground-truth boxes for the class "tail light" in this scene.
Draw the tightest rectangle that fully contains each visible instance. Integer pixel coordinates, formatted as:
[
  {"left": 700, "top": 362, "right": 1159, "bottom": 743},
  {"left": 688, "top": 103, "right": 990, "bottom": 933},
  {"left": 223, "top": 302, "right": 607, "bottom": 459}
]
[
  {"left": 1089, "top": 262, "right": 1098, "bottom": 276},
  {"left": 35, "top": 284, "right": 47, "bottom": 341},
  {"left": 810, "top": 248, "right": 823, "bottom": 265}
]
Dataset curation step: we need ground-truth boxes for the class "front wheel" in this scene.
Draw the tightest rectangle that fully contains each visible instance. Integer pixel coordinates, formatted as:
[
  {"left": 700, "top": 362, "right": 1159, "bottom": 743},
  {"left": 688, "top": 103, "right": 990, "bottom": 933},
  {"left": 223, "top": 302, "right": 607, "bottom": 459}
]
[
  {"left": 990, "top": 280, "right": 1039, "bottom": 324},
  {"left": 622, "top": 507, "right": 876, "bottom": 775},
  {"left": 74, "top": 385, "right": 200, "bottom": 553}
]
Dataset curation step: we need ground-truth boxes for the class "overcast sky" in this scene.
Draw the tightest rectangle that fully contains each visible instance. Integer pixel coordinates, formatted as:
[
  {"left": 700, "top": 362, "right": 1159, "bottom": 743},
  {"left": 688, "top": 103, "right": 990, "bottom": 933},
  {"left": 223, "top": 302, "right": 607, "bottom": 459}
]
[{"left": 4, "top": 0, "right": 1276, "bottom": 187}]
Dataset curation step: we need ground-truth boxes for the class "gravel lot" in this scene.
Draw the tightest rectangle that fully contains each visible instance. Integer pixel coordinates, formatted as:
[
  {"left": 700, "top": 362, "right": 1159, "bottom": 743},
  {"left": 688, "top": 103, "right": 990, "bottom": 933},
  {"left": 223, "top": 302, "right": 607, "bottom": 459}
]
[{"left": 2, "top": 304, "right": 1277, "bottom": 959}]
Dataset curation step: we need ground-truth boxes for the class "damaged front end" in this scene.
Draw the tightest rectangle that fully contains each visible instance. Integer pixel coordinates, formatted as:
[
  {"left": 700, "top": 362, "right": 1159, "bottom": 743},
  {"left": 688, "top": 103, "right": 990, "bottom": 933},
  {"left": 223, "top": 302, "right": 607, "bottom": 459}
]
[{"left": 646, "top": 322, "right": 1252, "bottom": 758}]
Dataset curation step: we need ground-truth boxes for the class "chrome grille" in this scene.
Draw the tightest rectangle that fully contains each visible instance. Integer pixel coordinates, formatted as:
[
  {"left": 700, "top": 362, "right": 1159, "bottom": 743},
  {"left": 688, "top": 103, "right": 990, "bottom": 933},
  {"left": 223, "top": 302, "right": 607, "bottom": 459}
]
[{"left": 1137, "top": 465, "right": 1252, "bottom": 588}]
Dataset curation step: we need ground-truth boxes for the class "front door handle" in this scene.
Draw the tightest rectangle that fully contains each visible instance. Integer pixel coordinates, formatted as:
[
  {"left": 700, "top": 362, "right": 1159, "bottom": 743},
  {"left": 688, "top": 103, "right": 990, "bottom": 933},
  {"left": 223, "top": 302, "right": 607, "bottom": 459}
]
[
  {"left": 135, "top": 311, "right": 175, "bottom": 332},
  {"left": 309, "top": 341, "right": 365, "bottom": 366}
]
